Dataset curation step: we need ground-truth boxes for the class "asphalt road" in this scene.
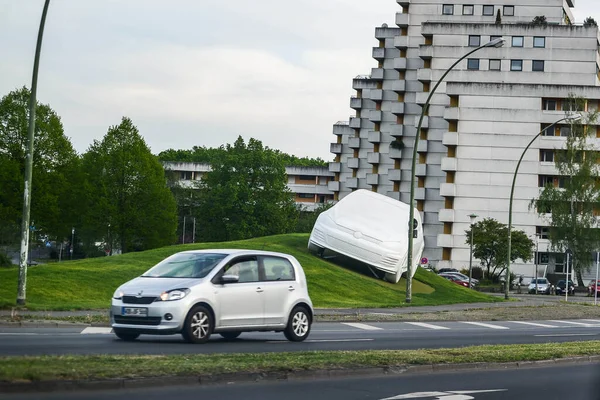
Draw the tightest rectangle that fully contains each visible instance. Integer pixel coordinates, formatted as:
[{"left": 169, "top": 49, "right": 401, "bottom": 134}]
[
  {"left": 2, "top": 318, "right": 600, "bottom": 356},
  {"left": 5, "top": 362, "right": 600, "bottom": 400}
]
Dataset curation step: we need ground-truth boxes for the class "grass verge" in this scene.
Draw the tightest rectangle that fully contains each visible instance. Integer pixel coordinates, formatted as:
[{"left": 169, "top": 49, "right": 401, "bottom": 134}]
[{"left": 1, "top": 341, "right": 599, "bottom": 382}]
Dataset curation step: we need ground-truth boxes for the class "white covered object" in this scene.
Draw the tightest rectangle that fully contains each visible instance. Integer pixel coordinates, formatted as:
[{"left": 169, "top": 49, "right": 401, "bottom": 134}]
[{"left": 308, "top": 189, "right": 424, "bottom": 283}]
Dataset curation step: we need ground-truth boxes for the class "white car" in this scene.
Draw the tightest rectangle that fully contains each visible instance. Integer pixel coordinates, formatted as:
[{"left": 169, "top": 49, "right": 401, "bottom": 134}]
[
  {"left": 528, "top": 278, "right": 551, "bottom": 294},
  {"left": 308, "top": 189, "right": 424, "bottom": 283},
  {"left": 111, "top": 250, "right": 313, "bottom": 343}
]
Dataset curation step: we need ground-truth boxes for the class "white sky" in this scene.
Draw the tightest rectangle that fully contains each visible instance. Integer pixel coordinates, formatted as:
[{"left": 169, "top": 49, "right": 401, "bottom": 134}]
[{"left": 0, "top": 0, "right": 599, "bottom": 160}]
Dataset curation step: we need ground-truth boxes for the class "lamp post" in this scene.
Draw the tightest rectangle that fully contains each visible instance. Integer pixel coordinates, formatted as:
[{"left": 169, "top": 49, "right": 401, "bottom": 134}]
[
  {"left": 534, "top": 233, "right": 539, "bottom": 295},
  {"left": 405, "top": 37, "right": 505, "bottom": 303},
  {"left": 505, "top": 114, "right": 582, "bottom": 300},
  {"left": 468, "top": 213, "right": 478, "bottom": 288}
]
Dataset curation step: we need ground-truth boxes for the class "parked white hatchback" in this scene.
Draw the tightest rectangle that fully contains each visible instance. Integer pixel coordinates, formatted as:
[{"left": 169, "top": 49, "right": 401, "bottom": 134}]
[{"left": 110, "top": 249, "right": 313, "bottom": 343}]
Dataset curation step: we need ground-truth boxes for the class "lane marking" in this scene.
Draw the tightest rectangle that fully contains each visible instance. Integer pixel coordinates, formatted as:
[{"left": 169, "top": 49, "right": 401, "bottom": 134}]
[
  {"left": 404, "top": 322, "right": 450, "bottom": 330},
  {"left": 508, "top": 321, "right": 558, "bottom": 328},
  {"left": 582, "top": 319, "right": 600, "bottom": 323},
  {"left": 267, "top": 339, "right": 374, "bottom": 344},
  {"left": 341, "top": 322, "right": 383, "bottom": 331},
  {"left": 548, "top": 320, "right": 595, "bottom": 327},
  {"left": 462, "top": 322, "right": 509, "bottom": 330},
  {"left": 81, "top": 327, "right": 113, "bottom": 335},
  {"left": 535, "top": 333, "right": 596, "bottom": 337}
]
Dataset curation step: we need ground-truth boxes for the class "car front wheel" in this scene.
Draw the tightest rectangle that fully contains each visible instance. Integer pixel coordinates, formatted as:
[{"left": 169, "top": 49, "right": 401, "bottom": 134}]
[
  {"left": 182, "top": 305, "right": 213, "bottom": 344},
  {"left": 284, "top": 306, "right": 311, "bottom": 342}
]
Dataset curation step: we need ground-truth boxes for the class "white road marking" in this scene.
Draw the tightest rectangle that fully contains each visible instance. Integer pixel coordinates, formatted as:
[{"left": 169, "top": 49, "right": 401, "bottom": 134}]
[
  {"left": 462, "top": 322, "right": 509, "bottom": 330},
  {"left": 404, "top": 322, "right": 450, "bottom": 330},
  {"left": 582, "top": 319, "right": 600, "bottom": 323},
  {"left": 548, "top": 320, "right": 595, "bottom": 327},
  {"left": 381, "top": 389, "right": 507, "bottom": 399},
  {"left": 341, "top": 322, "right": 383, "bottom": 331},
  {"left": 535, "top": 333, "right": 596, "bottom": 337},
  {"left": 508, "top": 321, "right": 558, "bottom": 328},
  {"left": 81, "top": 327, "right": 113, "bottom": 334}
]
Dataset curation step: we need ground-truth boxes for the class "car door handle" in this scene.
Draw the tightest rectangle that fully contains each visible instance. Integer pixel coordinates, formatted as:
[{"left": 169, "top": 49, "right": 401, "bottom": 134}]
[
  {"left": 288, "top": 286, "right": 295, "bottom": 291},
  {"left": 256, "top": 287, "right": 264, "bottom": 293}
]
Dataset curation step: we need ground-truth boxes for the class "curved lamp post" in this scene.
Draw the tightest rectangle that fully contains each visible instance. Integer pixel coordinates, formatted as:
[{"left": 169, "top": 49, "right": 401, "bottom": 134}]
[
  {"left": 504, "top": 114, "right": 582, "bottom": 300},
  {"left": 468, "top": 213, "right": 478, "bottom": 288},
  {"left": 405, "top": 37, "right": 505, "bottom": 303}
]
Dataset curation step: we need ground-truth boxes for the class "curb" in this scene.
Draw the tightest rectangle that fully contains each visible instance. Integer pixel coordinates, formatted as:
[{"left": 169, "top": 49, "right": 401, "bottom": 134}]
[{"left": 2, "top": 355, "right": 600, "bottom": 393}]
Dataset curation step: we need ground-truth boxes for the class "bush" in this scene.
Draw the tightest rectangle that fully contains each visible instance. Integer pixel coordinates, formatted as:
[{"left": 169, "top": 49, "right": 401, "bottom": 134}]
[{"left": 0, "top": 252, "right": 12, "bottom": 267}]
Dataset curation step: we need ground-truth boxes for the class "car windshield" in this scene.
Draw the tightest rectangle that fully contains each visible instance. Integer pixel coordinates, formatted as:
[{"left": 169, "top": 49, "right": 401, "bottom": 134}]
[
  {"left": 142, "top": 253, "right": 227, "bottom": 278},
  {"left": 533, "top": 279, "right": 547, "bottom": 284}
]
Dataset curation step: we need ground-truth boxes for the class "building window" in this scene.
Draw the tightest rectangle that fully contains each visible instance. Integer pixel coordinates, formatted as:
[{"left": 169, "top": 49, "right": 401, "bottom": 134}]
[
  {"left": 534, "top": 36, "right": 546, "bottom": 48},
  {"left": 467, "top": 59, "right": 480, "bottom": 70},
  {"left": 512, "top": 36, "right": 524, "bottom": 47},
  {"left": 536, "top": 226, "right": 550, "bottom": 239},
  {"left": 532, "top": 60, "right": 545, "bottom": 71},
  {"left": 297, "top": 193, "right": 314, "bottom": 199},
  {"left": 543, "top": 99, "right": 558, "bottom": 110},
  {"left": 468, "top": 35, "right": 481, "bottom": 47},
  {"left": 483, "top": 5, "right": 494, "bottom": 16},
  {"left": 490, "top": 35, "right": 502, "bottom": 42},
  {"left": 560, "top": 126, "right": 572, "bottom": 137},
  {"left": 503, "top": 5, "right": 514, "bottom": 16},
  {"left": 180, "top": 171, "right": 193, "bottom": 180},
  {"left": 540, "top": 149, "right": 554, "bottom": 162},
  {"left": 299, "top": 175, "right": 316, "bottom": 180},
  {"left": 489, "top": 59, "right": 501, "bottom": 70},
  {"left": 463, "top": 4, "right": 474, "bottom": 15},
  {"left": 541, "top": 124, "right": 554, "bottom": 136},
  {"left": 510, "top": 59, "right": 523, "bottom": 71},
  {"left": 539, "top": 175, "right": 554, "bottom": 187},
  {"left": 442, "top": 4, "right": 454, "bottom": 15}
]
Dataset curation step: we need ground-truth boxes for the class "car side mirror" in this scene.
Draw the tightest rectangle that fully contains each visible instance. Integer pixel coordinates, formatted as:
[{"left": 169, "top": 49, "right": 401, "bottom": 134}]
[{"left": 220, "top": 275, "right": 239, "bottom": 284}]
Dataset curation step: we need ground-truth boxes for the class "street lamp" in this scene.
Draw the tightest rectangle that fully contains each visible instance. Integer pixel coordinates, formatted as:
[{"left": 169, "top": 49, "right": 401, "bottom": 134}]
[
  {"left": 468, "top": 213, "right": 478, "bottom": 288},
  {"left": 405, "top": 37, "right": 505, "bottom": 303},
  {"left": 504, "top": 114, "right": 582, "bottom": 300}
]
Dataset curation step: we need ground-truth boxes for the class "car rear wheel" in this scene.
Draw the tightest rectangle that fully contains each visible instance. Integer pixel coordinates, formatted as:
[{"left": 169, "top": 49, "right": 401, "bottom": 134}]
[
  {"left": 114, "top": 329, "right": 140, "bottom": 341},
  {"left": 284, "top": 306, "right": 311, "bottom": 342},
  {"left": 219, "top": 332, "right": 241, "bottom": 340},
  {"left": 182, "top": 305, "right": 213, "bottom": 344}
]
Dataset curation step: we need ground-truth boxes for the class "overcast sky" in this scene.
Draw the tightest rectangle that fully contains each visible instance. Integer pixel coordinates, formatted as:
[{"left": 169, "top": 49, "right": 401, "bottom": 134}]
[{"left": 1, "top": 1, "right": 599, "bottom": 160}]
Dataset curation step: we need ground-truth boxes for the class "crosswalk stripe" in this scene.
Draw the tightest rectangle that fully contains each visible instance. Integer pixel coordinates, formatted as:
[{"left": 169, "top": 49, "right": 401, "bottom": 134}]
[
  {"left": 81, "top": 327, "right": 113, "bottom": 334},
  {"left": 462, "top": 322, "right": 509, "bottom": 330},
  {"left": 404, "top": 322, "right": 450, "bottom": 330},
  {"left": 341, "top": 322, "right": 383, "bottom": 331},
  {"left": 549, "top": 320, "right": 594, "bottom": 327},
  {"left": 508, "top": 321, "right": 558, "bottom": 328}
]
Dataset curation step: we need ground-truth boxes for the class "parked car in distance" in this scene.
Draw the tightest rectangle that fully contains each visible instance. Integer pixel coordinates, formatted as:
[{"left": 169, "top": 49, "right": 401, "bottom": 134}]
[
  {"left": 588, "top": 280, "right": 599, "bottom": 297},
  {"left": 555, "top": 279, "right": 575, "bottom": 296},
  {"left": 441, "top": 271, "right": 479, "bottom": 285},
  {"left": 439, "top": 273, "right": 470, "bottom": 288},
  {"left": 438, "top": 268, "right": 459, "bottom": 274},
  {"left": 110, "top": 249, "right": 313, "bottom": 343},
  {"left": 528, "top": 278, "right": 551, "bottom": 294}
]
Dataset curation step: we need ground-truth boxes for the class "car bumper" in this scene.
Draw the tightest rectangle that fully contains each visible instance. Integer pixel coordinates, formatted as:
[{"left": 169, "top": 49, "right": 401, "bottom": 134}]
[{"left": 110, "top": 300, "right": 189, "bottom": 333}]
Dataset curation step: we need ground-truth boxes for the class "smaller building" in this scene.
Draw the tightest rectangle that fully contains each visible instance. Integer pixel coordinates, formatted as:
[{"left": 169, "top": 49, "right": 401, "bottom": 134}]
[{"left": 162, "top": 162, "right": 335, "bottom": 211}]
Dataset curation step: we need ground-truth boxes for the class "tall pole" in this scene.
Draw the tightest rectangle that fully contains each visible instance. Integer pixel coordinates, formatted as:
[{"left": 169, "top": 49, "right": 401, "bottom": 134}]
[
  {"left": 405, "top": 37, "right": 505, "bottom": 303},
  {"left": 70, "top": 227, "right": 74, "bottom": 260},
  {"left": 535, "top": 234, "right": 539, "bottom": 295},
  {"left": 468, "top": 213, "right": 477, "bottom": 288},
  {"left": 16, "top": 0, "right": 51, "bottom": 306},
  {"left": 505, "top": 115, "right": 581, "bottom": 300},
  {"left": 565, "top": 251, "right": 570, "bottom": 302},
  {"left": 182, "top": 216, "right": 186, "bottom": 245},
  {"left": 595, "top": 251, "right": 599, "bottom": 306},
  {"left": 192, "top": 217, "right": 196, "bottom": 243}
]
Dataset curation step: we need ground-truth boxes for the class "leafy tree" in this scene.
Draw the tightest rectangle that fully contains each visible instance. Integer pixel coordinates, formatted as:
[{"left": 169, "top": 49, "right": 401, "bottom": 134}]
[
  {"left": 295, "top": 203, "right": 334, "bottom": 233},
  {"left": 531, "top": 15, "right": 548, "bottom": 26},
  {"left": 584, "top": 17, "right": 598, "bottom": 27},
  {"left": 194, "top": 136, "right": 298, "bottom": 242},
  {"left": 0, "top": 87, "right": 79, "bottom": 246},
  {"left": 80, "top": 117, "right": 177, "bottom": 253},
  {"left": 465, "top": 218, "right": 534, "bottom": 281},
  {"left": 530, "top": 95, "right": 600, "bottom": 286}
]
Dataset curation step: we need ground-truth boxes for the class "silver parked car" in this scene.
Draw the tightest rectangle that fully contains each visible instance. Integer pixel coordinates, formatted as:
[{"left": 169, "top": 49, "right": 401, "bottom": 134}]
[{"left": 110, "top": 249, "right": 313, "bottom": 343}]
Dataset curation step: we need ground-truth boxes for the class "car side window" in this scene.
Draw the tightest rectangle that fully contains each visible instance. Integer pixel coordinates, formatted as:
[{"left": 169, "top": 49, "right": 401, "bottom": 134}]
[
  {"left": 261, "top": 256, "right": 295, "bottom": 282},
  {"left": 223, "top": 257, "right": 259, "bottom": 283}
]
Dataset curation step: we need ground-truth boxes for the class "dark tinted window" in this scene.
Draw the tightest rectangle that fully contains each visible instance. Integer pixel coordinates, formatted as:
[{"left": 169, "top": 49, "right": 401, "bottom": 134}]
[{"left": 262, "top": 256, "right": 296, "bottom": 282}]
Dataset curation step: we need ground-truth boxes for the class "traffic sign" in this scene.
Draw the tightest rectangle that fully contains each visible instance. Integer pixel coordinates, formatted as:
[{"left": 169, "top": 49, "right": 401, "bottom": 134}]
[{"left": 421, "top": 257, "right": 428, "bottom": 265}]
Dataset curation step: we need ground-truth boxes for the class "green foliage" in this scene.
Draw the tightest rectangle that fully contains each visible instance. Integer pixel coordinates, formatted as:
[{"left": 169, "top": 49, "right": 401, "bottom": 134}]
[
  {"left": 79, "top": 117, "right": 177, "bottom": 253},
  {"left": 390, "top": 139, "right": 404, "bottom": 150},
  {"left": 584, "top": 17, "right": 598, "bottom": 27},
  {"left": 465, "top": 218, "right": 534, "bottom": 281},
  {"left": 0, "top": 252, "right": 11, "bottom": 268},
  {"left": 531, "top": 15, "right": 548, "bottom": 26},
  {"left": 194, "top": 136, "right": 298, "bottom": 242},
  {"left": 530, "top": 95, "right": 600, "bottom": 285},
  {"left": 294, "top": 203, "right": 334, "bottom": 233}
]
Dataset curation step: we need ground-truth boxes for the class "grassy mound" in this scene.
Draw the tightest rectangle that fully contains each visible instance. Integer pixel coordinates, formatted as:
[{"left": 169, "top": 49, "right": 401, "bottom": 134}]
[{"left": 0, "top": 234, "right": 499, "bottom": 310}]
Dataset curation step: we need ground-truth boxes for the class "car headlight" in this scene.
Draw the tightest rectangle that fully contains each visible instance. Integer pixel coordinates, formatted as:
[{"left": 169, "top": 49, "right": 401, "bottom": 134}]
[
  {"left": 113, "top": 290, "right": 124, "bottom": 300},
  {"left": 159, "top": 289, "right": 190, "bottom": 302}
]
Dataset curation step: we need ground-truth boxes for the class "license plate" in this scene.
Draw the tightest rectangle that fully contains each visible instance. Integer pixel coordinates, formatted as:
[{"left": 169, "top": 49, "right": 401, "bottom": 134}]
[{"left": 122, "top": 307, "right": 147, "bottom": 317}]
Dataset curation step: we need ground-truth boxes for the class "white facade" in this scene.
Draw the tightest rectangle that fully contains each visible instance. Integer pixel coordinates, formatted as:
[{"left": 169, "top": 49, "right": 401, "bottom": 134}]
[{"left": 329, "top": 0, "right": 600, "bottom": 279}]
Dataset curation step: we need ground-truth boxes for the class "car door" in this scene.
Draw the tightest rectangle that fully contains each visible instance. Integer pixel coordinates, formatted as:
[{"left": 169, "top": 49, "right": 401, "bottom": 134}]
[
  {"left": 260, "top": 256, "right": 298, "bottom": 326},
  {"left": 212, "top": 256, "right": 264, "bottom": 327}
]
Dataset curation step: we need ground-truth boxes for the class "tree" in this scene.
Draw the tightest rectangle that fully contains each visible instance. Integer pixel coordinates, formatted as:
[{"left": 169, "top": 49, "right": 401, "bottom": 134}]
[
  {"left": 194, "top": 136, "right": 298, "bottom": 242},
  {"left": 80, "top": 117, "right": 177, "bottom": 253},
  {"left": 0, "top": 87, "right": 79, "bottom": 246},
  {"left": 584, "top": 17, "right": 598, "bottom": 27},
  {"left": 531, "top": 15, "right": 548, "bottom": 26},
  {"left": 465, "top": 218, "right": 534, "bottom": 281},
  {"left": 530, "top": 95, "right": 600, "bottom": 286}
]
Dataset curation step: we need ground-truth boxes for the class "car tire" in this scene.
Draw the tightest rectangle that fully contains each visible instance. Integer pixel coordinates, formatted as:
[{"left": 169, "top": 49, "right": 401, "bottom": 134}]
[
  {"left": 114, "top": 329, "right": 140, "bottom": 341},
  {"left": 182, "top": 305, "right": 213, "bottom": 344},
  {"left": 219, "top": 332, "right": 241, "bottom": 340},
  {"left": 284, "top": 306, "right": 311, "bottom": 342}
]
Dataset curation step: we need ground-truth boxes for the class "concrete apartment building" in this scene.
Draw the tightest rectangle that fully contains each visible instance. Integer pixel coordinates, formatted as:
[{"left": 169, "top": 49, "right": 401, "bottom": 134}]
[
  {"left": 163, "top": 162, "right": 334, "bottom": 211},
  {"left": 328, "top": 0, "right": 600, "bottom": 278}
]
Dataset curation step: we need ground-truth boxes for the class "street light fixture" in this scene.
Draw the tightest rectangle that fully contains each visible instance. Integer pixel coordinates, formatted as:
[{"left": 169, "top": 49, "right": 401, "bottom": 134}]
[
  {"left": 405, "top": 37, "right": 506, "bottom": 303},
  {"left": 504, "top": 114, "right": 582, "bottom": 300},
  {"left": 468, "top": 213, "right": 478, "bottom": 288}
]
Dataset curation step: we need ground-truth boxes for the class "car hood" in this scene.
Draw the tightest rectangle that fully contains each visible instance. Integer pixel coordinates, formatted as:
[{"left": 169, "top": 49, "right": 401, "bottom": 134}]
[{"left": 118, "top": 277, "right": 201, "bottom": 296}]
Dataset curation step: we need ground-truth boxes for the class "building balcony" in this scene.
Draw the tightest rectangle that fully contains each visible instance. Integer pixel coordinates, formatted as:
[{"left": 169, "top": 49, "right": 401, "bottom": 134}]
[
  {"left": 415, "top": 92, "right": 429, "bottom": 105},
  {"left": 391, "top": 102, "right": 405, "bottom": 115},
  {"left": 389, "top": 147, "right": 403, "bottom": 159},
  {"left": 394, "top": 36, "right": 409, "bottom": 49},
  {"left": 390, "top": 124, "right": 404, "bottom": 137},
  {"left": 388, "top": 169, "right": 402, "bottom": 181},
  {"left": 440, "top": 183, "right": 456, "bottom": 197},
  {"left": 417, "top": 139, "right": 428, "bottom": 153},
  {"left": 415, "top": 115, "right": 429, "bottom": 129},
  {"left": 419, "top": 45, "right": 433, "bottom": 59},
  {"left": 395, "top": 12, "right": 409, "bottom": 27},
  {"left": 437, "top": 234, "right": 454, "bottom": 248},
  {"left": 349, "top": 117, "right": 361, "bottom": 129},
  {"left": 442, "top": 131, "right": 458, "bottom": 146},
  {"left": 350, "top": 97, "right": 362, "bottom": 109},
  {"left": 369, "top": 89, "right": 383, "bottom": 101},
  {"left": 444, "top": 107, "right": 459, "bottom": 121},
  {"left": 371, "top": 68, "right": 384, "bottom": 80},
  {"left": 328, "top": 180, "right": 340, "bottom": 192},
  {"left": 348, "top": 137, "right": 361, "bottom": 149},
  {"left": 353, "top": 76, "right": 377, "bottom": 90},
  {"left": 329, "top": 162, "right": 341, "bottom": 173},
  {"left": 367, "top": 152, "right": 381, "bottom": 164},
  {"left": 346, "top": 177, "right": 358, "bottom": 189},
  {"left": 369, "top": 110, "right": 382, "bottom": 122},
  {"left": 391, "top": 80, "right": 406, "bottom": 92},
  {"left": 330, "top": 143, "right": 342, "bottom": 154},
  {"left": 441, "top": 157, "right": 457, "bottom": 172},
  {"left": 438, "top": 209, "right": 455, "bottom": 223},
  {"left": 396, "top": 0, "right": 410, "bottom": 5},
  {"left": 415, "top": 187, "right": 425, "bottom": 200},
  {"left": 415, "top": 163, "right": 427, "bottom": 176},
  {"left": 375, "top": 27, "right": 401, "bottom": 40},
  {"left": 386, "top": 191, "right": 402, "bottom": 201},
  {"left": 372, "top": 47, "right": 386, "bottom": 61},
  {"left": 366, "top": 173, "right": 379, "bottom": 186},
  {"left": 368, "top": 131, "right": 382, "bottom": 143},
  {"left": 393, "top": 57, "right": 407, "bottom": 70},
  {"left": 348, "top": 157, "right": 360, "bottom": 169},
  {"left": 417, "top": 69, "right": 432, "bottom": 82}
]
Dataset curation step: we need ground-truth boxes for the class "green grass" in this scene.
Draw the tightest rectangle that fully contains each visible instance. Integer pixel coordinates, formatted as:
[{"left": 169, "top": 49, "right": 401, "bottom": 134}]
[
  {"left": 0, "top": 341, "right": 597, "bottom": 382},
  {"left": 0, "top": 234, "right": 499, "bottom": 310}
]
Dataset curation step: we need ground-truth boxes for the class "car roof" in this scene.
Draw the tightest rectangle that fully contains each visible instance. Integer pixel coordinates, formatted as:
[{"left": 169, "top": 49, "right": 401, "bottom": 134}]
[{"left": 177, "top": 249, "right": 294, "bottom": 258}]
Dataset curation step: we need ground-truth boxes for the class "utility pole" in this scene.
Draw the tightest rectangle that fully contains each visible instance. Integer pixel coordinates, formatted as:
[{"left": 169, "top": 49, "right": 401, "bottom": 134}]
[
  {"left": 534, "top": 234, "right": 539, "bottom": 295},
  {"left": 17, "top": 0, "right": 51, "bottom": 306},
  {"left": 182, "top": 216, "right": 186, "bottom": 245},
  {"left": 192, "top": 217, "right": 196, "bottom": 243}
]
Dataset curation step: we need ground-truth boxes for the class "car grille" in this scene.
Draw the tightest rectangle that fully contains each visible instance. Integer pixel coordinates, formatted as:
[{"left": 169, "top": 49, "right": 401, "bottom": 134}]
[
  {"left": 122, "top": 296, "right": 157, "bottom": 305},
  {"left": 113, "top": 316, "right": 162, "bottom": 326}
]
